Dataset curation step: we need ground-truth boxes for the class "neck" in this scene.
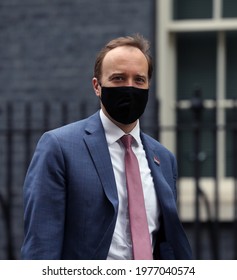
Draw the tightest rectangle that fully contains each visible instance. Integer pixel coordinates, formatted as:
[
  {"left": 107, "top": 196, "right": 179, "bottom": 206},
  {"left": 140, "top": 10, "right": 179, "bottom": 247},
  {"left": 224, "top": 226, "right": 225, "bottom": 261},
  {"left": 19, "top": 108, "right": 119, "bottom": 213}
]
[
  {"left": 102, "top": 107, "right": 138, "bottom": 133},
  {"left": 115, "top": 121, "right": 137, "bottom": 134}
]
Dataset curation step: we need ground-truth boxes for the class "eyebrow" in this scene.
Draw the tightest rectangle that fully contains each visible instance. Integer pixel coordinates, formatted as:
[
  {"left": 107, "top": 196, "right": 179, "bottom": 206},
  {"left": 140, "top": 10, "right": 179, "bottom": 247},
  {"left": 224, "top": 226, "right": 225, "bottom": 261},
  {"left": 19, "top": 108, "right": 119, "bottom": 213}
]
[
  {"left": 135, "top": 74, "right": 147, "bottom": 80},
  {"left": 108, "top": 73, "right": 124, "bottom": 80},
  {"left": 108, "top": 73, "right": 147, "bottom": 80}
]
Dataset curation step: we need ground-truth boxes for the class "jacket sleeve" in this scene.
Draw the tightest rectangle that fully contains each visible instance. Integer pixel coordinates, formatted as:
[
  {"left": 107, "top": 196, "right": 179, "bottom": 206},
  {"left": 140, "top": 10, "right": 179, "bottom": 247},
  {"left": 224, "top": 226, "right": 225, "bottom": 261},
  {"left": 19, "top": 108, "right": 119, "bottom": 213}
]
[{"left": 21, "top": 132, "right": 66, "bottom": 259}]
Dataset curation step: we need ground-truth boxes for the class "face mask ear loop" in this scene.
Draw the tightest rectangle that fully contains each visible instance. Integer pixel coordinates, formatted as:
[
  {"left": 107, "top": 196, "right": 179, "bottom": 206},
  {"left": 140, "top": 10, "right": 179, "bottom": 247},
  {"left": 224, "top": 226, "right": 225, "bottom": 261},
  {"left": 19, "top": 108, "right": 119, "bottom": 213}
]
[
  {"left": 97, "top": 78, "right": 102, "bottom": 88},
  {"left": 97, "top": 81, "right": 103, "bottom": 101}
]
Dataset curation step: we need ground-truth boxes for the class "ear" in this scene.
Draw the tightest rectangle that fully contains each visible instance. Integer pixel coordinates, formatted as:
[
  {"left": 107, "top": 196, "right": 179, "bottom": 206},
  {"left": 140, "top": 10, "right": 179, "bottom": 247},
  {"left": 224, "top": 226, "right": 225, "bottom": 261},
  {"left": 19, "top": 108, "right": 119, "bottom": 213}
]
[{"left": 92, "top": 77, "right": 101, "bottom": 97}]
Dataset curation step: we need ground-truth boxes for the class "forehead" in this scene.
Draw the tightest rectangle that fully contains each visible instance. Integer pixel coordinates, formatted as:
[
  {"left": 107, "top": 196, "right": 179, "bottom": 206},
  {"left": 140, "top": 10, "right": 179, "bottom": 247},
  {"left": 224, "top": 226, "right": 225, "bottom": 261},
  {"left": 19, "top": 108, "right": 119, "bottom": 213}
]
[{"left": 101, "top": 46, "right": 148, "bottom": 75}]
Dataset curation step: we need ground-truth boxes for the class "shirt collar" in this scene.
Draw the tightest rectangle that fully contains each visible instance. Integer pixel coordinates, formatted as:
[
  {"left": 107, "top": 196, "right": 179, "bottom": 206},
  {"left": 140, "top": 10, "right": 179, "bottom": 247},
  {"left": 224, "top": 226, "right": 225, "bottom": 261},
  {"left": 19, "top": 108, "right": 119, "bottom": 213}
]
[{"left": 99, "top": 110, "right": 141, "bottom": 146}]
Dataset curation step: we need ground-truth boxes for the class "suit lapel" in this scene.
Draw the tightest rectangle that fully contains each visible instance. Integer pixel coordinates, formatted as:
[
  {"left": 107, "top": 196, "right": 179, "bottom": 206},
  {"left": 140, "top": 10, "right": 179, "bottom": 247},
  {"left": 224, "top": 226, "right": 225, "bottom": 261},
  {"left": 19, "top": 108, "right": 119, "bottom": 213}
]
[
  {"left": 141, "top": 133, "right": 177, "bottom": 210},
  {"left": 83, "top": 112, "right": 118, "bottom": 212}
]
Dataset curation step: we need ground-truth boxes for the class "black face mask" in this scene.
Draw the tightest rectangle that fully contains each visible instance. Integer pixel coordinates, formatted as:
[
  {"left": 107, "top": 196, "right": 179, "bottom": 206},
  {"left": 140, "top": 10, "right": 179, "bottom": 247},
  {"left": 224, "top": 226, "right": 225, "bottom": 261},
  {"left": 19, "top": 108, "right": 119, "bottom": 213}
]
[{"left": 100, "top": 86, "right": 149, "bottom": 124}]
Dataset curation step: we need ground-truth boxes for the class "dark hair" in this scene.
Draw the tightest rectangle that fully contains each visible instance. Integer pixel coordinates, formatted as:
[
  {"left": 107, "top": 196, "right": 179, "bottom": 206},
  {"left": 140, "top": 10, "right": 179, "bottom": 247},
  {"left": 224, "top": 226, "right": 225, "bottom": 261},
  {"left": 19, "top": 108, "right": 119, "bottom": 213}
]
[{"left": 94, "top": 34, "right": 153, "bottom": 82}]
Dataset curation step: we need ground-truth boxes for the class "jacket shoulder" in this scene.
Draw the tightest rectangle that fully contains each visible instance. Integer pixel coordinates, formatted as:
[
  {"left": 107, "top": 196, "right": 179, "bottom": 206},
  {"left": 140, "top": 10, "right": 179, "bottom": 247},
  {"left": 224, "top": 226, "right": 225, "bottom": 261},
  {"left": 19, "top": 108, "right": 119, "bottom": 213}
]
[
  {"left": 43, "top": 111, "right": 101, "bottom": 139},
  {"left": 141, "top": 132, "right": 175, "bottom": 158}
]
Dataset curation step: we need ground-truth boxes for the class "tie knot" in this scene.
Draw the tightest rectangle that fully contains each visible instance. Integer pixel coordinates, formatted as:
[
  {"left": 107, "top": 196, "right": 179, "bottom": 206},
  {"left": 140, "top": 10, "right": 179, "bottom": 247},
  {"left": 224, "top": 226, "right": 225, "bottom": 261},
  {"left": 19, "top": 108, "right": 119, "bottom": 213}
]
[{"left": 121, "top": 134, "right": 133, "bottom": 149}]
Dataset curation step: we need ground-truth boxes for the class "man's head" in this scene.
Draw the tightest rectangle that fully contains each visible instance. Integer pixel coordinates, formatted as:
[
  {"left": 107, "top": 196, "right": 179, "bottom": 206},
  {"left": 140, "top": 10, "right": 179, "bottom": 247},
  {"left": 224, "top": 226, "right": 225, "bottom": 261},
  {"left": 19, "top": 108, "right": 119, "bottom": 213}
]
[
  {"left": 93, "top": 34, "right": 153, "bottom": 83},
  {"left": 92, "top": 34, "right": 153, "bottom": 132}
]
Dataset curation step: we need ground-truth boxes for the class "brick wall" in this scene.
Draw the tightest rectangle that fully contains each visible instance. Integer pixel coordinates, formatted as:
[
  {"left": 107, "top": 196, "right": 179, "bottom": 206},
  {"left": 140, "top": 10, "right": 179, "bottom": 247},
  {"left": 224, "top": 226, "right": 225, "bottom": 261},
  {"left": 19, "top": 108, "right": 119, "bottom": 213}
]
[{"left": 0, "top": 0, "right": 156, "bottom": 259}]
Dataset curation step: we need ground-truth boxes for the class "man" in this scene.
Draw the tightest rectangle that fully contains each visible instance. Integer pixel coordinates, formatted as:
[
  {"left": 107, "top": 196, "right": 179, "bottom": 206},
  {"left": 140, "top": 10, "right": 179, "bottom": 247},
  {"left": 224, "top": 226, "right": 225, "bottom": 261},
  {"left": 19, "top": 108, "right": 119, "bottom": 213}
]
[{"left": 21, "top": 34, "right": 192, "bottom": 260}]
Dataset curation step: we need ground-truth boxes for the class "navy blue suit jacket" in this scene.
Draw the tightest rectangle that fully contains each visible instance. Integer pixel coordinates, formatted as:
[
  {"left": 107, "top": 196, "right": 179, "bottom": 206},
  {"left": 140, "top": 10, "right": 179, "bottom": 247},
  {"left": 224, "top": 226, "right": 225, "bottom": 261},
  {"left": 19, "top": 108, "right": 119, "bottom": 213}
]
[{"left": 21, "top": 111, "right": 192, "bottom": 260}]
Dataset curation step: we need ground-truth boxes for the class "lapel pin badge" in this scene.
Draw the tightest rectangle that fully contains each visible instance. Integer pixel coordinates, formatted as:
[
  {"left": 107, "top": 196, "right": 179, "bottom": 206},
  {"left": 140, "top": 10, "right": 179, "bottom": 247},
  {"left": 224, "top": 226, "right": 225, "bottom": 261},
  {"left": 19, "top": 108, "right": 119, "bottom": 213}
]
[{"left": 154, "top": 156, "right": 160, "bottom": 166}]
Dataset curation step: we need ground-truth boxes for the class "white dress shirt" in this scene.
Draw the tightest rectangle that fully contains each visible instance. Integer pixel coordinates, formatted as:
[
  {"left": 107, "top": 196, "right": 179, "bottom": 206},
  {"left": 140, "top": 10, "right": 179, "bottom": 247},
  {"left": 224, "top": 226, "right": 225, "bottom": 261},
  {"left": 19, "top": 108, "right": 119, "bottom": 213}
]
[{"left": 99, "top": 110, "right": 160, "bottom": 260}]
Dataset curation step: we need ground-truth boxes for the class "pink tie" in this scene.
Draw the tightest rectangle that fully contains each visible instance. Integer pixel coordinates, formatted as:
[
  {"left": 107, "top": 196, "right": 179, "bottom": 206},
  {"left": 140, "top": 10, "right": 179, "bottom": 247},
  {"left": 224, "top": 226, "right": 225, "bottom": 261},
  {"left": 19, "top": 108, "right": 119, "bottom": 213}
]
[{"left": 121, "top": 134, "right": 153, "bottom": 260}]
